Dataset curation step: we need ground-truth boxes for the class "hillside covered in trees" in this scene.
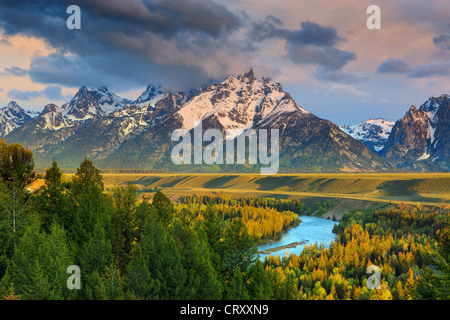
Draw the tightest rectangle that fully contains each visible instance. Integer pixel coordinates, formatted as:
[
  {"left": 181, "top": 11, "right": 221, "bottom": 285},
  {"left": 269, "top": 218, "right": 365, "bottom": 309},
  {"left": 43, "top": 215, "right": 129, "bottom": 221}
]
[{"left": 0, "top": 140, "right": 448, "bottom": 300}]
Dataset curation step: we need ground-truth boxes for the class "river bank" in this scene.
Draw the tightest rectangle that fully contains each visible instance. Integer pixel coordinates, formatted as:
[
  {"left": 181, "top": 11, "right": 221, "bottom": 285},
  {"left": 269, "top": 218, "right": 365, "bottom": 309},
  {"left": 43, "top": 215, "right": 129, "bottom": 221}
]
[{"left": 257, "top": 215, "right": 338, "bottom": 258}]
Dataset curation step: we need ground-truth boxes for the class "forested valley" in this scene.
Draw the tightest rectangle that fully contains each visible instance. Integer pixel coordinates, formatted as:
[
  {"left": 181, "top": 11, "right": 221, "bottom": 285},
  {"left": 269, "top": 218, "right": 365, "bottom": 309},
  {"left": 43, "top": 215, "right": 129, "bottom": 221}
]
[{"left": 0, "top": 141, "right": 448, "bottom": 300}]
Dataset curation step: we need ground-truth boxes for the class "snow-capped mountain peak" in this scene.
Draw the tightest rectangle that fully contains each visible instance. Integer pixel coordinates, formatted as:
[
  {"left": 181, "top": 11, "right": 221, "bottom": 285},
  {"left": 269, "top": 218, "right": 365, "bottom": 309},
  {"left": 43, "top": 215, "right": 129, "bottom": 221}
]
[
  {"left": 133, "top": 85, "right": 164, "bottom": 107},
  {"left": 340, "top": 118, "right": 394, "bottom": 152},
  {"left": 62, "top": 86, "right": 132, "bottom": 122},
  {"left": 93, "top": 86, "right": 132, "bottom": 114},
  {"left": 0, "top": 101, "right": 36, "bottom": 137},
  {"left": 176, "top": 68, "right": 309, "bottom": 132}
]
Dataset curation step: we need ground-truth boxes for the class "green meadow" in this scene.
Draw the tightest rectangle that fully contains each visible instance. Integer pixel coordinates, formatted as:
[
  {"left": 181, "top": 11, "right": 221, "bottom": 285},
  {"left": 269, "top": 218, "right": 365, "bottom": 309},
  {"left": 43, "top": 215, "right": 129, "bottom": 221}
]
[{"left": 97, "top": 173, "right": 450, "bottom": 215}]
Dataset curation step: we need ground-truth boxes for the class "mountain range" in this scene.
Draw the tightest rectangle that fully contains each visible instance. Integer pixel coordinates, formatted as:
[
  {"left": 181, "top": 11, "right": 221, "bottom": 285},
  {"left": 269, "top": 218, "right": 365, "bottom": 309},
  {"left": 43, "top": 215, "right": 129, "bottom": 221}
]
[{"left": 1, "top": 69, "right": 448, "bottom": 172}]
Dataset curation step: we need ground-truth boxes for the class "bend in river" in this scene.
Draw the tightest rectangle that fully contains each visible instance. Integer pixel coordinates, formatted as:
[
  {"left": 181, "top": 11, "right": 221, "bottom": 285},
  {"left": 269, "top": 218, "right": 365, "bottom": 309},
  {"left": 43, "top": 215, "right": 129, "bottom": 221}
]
[{"left": 257, "top": 216, "right": 338, "bottom": 259}]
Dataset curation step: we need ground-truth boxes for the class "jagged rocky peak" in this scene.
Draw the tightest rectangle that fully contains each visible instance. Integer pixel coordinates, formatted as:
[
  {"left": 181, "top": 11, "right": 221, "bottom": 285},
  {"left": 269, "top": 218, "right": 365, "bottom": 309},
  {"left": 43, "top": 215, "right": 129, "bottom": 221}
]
[
  {"left": 66, "top": 86, "right": 132, "bottom": 118},
  {"left": 133, "top": 84, "right": 164, "bottom": 106},
  {"left": 41, "top": 103, "right": 62, "bottom": 115},
  {"left": 4, "top": 100, "right": 20, "bottom": 110},
  {"left": 339, "top": 118, "right": 394, "bottom": 153},
  {"left": 239, "top": 68, "right": 255, "bottom": 80},
  {"left": 0, "top": 101, "right": 36, "bottom": 137},
  {"left": 420, "top": 94, "right": 449, "bottom": 111},
  {"left": 64, "top": 86, "right": 104, "bottom": 121},
  {"left": 176, "top": 68, "right": 309, "bottom": 131},
  {"left": 1, "top": 101, "right": 29, "bottom": 117},
  {"left": 381, "top": 94, "right": 449, "bottom": 170}
]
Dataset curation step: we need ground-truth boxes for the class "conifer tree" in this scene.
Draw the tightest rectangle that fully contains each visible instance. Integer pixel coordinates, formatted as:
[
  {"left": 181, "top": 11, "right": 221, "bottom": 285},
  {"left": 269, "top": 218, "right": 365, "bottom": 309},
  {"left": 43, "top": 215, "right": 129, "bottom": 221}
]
[
  {"left": 171, "top": 217, "right": 222, "bottom": 299},
  {"left": 71, "top": 158, "right": 104, "bottom": 199},
  {"left": 247, "top": 259, "right": 273, "bottom": 300},
  {"left": 135, "top": 211, "right": 187, "bottom": 299},
  {"left": 9, "top": 217, "right": 73, "bottom": 299},
  {"left": 125, "top": 243, "right": 160, "bottom": 300},
  {"left": 152, "top": 191, "right": 174, "bottom": 228},
  {"left": 220, "top": 218, "right": 257, "bottom": 275},
  {"left": 111, "top": 183, "right": 138, "bottom": 271},
  {"left": 226, "top": 267, "right": 249, "bottom": 300},
  {"left": 32, "top": 159, "right": 75, "bottom": 233}
]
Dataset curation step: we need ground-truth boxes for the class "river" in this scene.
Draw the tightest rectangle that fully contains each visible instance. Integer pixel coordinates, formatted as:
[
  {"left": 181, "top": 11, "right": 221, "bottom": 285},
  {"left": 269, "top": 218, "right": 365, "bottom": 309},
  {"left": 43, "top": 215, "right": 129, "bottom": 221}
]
[{"left": 257, "top": 216, "right": 338, "bottom": 259}]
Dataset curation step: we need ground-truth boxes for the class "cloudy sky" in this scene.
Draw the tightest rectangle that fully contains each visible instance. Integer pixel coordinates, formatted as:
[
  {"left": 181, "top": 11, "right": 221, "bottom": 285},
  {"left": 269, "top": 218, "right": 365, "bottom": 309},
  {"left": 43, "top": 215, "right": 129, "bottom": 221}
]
[{"left": 0, "top": 0, "right": 449, "bottom": 124}]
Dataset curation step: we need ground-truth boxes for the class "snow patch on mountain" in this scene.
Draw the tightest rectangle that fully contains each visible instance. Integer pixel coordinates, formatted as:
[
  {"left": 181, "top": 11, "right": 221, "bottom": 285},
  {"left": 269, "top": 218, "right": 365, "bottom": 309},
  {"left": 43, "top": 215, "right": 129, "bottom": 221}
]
[
  {"left": 0, "top": 101, "right": 35, "bottom": 136},
  {"left": 340, "top": 118, "right": 394, "bottom": 152},
  {"left": 176, "top": 69, "right": 309, "bottom": 131}
]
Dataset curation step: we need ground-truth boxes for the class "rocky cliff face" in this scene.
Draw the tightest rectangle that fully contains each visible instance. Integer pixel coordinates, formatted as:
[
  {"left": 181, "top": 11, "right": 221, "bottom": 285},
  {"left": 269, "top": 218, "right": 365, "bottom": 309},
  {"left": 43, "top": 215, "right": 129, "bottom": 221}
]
[
  {"left": 339, "top": 119, "right": 394, "bottom": 153},
  {"left": 381, "top": 95, "right": 449, "bottom": 171},
  {"left": 0, "top": 101, "right": 36, "bottom": 137}
]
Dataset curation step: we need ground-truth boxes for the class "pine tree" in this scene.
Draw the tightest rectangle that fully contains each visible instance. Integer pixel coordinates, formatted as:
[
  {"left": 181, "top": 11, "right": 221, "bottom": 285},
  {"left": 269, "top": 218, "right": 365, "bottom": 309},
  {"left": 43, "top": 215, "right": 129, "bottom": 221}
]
[
  {"left": 152, "top": 191, "right": 174, "bottom": 228},
  {"left": 111, "top": 183, "right": 138, "bottom": 271},
  {"left": 125, "top": 243, "right": 160, "bottom": 300},
  {"left": 171, "top": 218, "right": 222, "bottom": 299},
  {"left": 80, "top": 222, "right": 113, "bottom": 277},
  {"left": 32, "top": 159, "right": 75, "bottom": 233},
  {"left": 135, "top": 211, "right": 187, "bottom": 299},
  {"left": 226, "top": 267, "right": 249, "bottom": 300},
  {"left": 0, "top": 142, "right": 35, "bottom": 269},
  {"left": 247, "top": 259, "right": 273, "bottom": 300},
  {"left": 220, "top": 218, "right": 257, "bottom": 275},
  {"left": 88, "top": 264, "right": 128, "bottom": 300},
  {"left": 71, "top": 158, "right": 104, "bottom": 199},
  {"left": 412, "top": 227, "right": 450, "bottom": 299},
  {"left": 8, "top": 216, "right": 73, "bottom": 299}
]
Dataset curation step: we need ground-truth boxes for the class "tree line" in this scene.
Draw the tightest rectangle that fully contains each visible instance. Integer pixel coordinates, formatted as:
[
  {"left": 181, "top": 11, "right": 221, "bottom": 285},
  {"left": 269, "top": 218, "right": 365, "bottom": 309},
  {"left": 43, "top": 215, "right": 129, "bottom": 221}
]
[{"left": 176, "top": 195, "right": 300, "bottom": 242}]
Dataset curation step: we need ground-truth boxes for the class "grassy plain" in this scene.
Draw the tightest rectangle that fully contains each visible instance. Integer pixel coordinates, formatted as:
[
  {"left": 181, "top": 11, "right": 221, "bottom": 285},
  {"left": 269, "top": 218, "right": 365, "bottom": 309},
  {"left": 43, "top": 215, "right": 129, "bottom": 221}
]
[{"left": 97, "top": 173, "right": 450, "bottom": 211}]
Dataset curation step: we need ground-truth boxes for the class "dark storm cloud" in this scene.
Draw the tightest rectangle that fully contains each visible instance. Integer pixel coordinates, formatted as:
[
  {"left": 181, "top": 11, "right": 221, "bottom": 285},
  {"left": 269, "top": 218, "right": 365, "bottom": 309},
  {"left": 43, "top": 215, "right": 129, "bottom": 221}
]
[
  {"left": 434, "top": 34, "right": 450, "bottom": 50},
  {"left": 0, "top": 0, "right": 241, "bottom": 39},
  {"left": 377, "top": 58, "right": 412, "bottom": 74},
  {"left": 249, "top": 17, "right": 355, "bottom": 72},
  {"left": 60, "top": 0, "right": 242, "bottom": 37},
  {"left": 28, "top": 51, "right": 212, "bottom": 92},
  {"left": 0, "top": 0, "right": 243, "bottom": 91},
  {"left": 0, "top": 0, "right": 358, "bottom": 90},
  {"left": 285, "top": 21, "right": 343, "bottom": 47},
  {"left": 250, "top": 17, "right": 342, "bottom": 47},
  {"left": 286, "top": 45, "right": 356, "bottom": 71}
]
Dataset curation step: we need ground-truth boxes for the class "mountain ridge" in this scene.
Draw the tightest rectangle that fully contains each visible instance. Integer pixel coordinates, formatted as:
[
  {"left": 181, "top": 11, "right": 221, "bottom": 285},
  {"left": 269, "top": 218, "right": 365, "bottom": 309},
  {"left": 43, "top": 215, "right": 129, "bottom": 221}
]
[{"left": 1, "top": 72, "right": 448, "bottom": 173}]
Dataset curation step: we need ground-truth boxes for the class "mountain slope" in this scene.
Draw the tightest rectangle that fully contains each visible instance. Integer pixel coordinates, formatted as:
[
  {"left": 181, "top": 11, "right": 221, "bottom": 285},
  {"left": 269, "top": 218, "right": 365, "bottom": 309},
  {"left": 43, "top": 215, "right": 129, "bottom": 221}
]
[
  {"left": 339, "top": 119, "right": 394, "bottom": 153},
  {"left": 380, "top": 94, "right": 449, "bottom": 171},
  {"left": 0, "top": 101, "right": 37, "bottom": 137},
  {"left": 42, "top": 90, "right": 194, "bottom": 168},
  {"left": 89, "top": 69, "right": 387, "bottom": 173},
  {"left": 4, "top": 86, "right": 130, "bottom": 156}
]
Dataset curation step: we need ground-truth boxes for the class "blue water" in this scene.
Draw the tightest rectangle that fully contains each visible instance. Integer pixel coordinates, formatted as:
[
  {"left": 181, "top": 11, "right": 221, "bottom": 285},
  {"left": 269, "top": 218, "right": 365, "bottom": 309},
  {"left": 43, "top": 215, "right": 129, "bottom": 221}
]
[{"left": 257, "top": 216, "right": 338, "bottom": 259}]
